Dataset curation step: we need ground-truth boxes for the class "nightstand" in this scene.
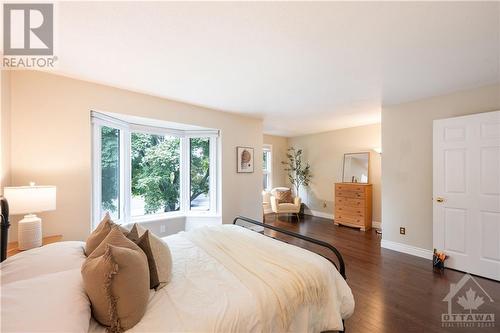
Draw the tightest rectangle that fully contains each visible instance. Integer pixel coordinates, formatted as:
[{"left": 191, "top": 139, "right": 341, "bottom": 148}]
[{"left": 7, "top": 235, "right": 63, "bottom": 258}]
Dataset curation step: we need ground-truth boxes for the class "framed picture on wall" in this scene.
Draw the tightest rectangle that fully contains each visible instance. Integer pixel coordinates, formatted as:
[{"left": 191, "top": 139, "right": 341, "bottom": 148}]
[{"left": 237, "top": 146, "right": 254, "bottom": 173}]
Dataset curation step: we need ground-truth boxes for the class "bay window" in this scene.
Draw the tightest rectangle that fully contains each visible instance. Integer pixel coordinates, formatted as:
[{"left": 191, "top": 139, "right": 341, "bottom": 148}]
[{"left": 92, "top": 112, "right": 219, "bottom": 227}]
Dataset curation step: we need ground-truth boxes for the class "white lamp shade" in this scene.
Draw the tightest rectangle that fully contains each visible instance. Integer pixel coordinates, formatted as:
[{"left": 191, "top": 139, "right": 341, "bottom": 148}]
[{"left": 3, "top": 185, "right": 57, "bottom": 215}]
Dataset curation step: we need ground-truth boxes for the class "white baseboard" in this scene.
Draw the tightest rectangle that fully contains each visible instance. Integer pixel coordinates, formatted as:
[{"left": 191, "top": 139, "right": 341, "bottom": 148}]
[
  {"left": 303, "top": 209, "right": 333, "bottom": 220},
  {"left": 303, "top": 210, "right": 383, "bottom": 230},
  {"left": 381, "top": 239, "right": 433, "bottom": 260}
]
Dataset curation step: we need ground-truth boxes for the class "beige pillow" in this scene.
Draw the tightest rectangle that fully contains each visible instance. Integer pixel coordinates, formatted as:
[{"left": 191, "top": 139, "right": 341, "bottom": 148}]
[
  {"left": 85, "top": 213, "right": 128, "bottom": 256},
  {"left": 127, "top": 224, "right": 173, "bottom": 290},
  {"left": 275, "top": 189, "right": 293, "bottom": 204},
  {"left": 82, "top": 227, "right": 149, "bottom": 332}
]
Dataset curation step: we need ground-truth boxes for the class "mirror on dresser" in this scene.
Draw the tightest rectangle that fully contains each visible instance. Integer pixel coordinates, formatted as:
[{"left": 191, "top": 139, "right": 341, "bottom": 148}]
[
  {"left": 336, "top": 152, "right": 372, "bottom": 231},
  {"left": 342, "top": 152, "right": 369, "bottom": 183}
]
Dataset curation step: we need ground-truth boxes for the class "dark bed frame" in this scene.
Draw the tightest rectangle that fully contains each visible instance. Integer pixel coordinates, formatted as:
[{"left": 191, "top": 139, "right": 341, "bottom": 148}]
[
  {"left": 0, "top": 199, "right": 347, "bottom": 332},
  {"left": 1, "top": 197, "right": 10, "bottom": 263},
  {"left": 233, "top": 216, "right": 346, "bottom": 279}
]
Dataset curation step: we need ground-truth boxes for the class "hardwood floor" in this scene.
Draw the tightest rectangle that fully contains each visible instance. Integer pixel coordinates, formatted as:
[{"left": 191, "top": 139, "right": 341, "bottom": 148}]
[{"left": 263, "top": 214, "right": 500, "bottom": 333}]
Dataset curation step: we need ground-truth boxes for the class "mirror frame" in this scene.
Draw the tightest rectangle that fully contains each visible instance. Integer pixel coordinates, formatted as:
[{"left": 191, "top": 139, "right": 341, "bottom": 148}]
[{"left": 342, "top": 152, "right": 370, "bottom": 183}]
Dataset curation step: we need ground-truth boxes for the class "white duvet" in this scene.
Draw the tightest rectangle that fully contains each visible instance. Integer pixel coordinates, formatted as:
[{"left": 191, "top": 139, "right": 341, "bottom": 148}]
[
  {"left": 1, "top": 225, "right": 354, "bottom": 333},
  {"left": 1, "top": 242, "right": 91, "bottom": 333}
]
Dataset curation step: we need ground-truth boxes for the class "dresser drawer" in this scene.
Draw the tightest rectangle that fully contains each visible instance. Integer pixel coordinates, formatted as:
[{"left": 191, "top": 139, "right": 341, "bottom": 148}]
[
  {"left": 335, "top": 184, "right": 366, "bottom": 193},
  {"left": 336, "top": 205, "right": 365, "bottom": 216},
  {"left": 335, "top": 215, "right": 364, "bottom": 226},
  {"left": 336, "top": 197, "right": 365, "bottom": 208},
  {"left": 336, "top": 190, "right": 365, "bottom": 199}
]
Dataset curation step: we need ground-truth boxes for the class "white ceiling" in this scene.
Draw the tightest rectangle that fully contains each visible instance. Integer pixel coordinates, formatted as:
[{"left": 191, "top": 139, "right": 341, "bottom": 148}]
[{"left": 54, "top": 1, "right": 499, "bottom": 137}]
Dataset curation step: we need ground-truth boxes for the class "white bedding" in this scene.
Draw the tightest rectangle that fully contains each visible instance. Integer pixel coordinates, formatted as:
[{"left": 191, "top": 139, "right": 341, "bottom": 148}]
[
  {"left": 1, "top": 225, "right": 354, "bottom": 333},
  {"left": 1, "top": 242, "right": 91, "bottom": 333}
]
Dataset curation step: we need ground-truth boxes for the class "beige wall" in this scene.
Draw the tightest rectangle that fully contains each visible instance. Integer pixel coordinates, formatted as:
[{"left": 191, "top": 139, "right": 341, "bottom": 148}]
[
  {"left": 288, "top": 124, "right": 381, "bottom": 222},
  {"left": 263, "top": 134, "right": 289, "bottom": 188},
  {"left": 8, "top": 71, "right": 263, "bottom": 241},
  {"left": 382, "top": 84, "right": 500, "bottom": 250},
  {"left": 1, "top": 70, "right": 11, "bottom": 193}
]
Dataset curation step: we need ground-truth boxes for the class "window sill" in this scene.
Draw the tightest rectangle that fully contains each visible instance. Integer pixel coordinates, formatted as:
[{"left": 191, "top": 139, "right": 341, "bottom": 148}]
[
  {"left": 132, "top": 212, "right": 185, "bottom": 223},
  {"left": 131, "top": 212, "right": 220, "bottom": 224},
  {"left": 186, "top": 210, "right": 220, "bottom": 217}
]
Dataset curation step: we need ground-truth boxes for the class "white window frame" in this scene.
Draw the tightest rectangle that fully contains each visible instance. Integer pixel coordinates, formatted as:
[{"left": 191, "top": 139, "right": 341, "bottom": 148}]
[
  {"left": 186, "top": 135, "right": 218, "bottom": 214},
  {"left": 91, "top": 111, "right": 219, "bottom": 227},
  {"left": 263, "top": 144, "right": 272, "bottom": 191},
  {"left": 92, "top": 115, "right": 129, "bottom": 225}
]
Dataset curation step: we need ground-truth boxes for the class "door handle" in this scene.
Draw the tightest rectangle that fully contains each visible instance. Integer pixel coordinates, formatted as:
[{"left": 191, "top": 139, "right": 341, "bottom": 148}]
[{"left": 436, "top": 197, "right": 445, "bottom": 203}]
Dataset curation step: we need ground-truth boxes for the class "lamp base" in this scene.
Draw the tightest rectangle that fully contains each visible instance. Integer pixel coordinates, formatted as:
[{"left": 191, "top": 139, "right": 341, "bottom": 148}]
[{"left": 18, "top": 214, "right": 42, "bottom": 250}]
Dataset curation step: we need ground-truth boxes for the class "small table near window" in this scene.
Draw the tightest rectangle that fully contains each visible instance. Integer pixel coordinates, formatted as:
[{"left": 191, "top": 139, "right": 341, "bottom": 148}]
[{"left": 7, "top": 235, "right": 63, "bottom": 258}]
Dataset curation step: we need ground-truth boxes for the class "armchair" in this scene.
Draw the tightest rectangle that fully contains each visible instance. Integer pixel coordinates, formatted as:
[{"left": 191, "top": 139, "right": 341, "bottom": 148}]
[{"left": 269, "top": 188, "right": 301, "bottom": 221}]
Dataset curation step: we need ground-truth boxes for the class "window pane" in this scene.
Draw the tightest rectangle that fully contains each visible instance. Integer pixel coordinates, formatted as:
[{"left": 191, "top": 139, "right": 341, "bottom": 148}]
[
  {"left": 131, "top": 133, "right": 180, "bottom": 216},
  {"left": 190, "top": 137, "right": 210, "bottom": 211},
  {"left": 263, "top": 174, "right": 269, "bottom": 191},
  {"left": 101, "top": 126, "right": 120, "bottom": 220},
  {"left": 263, "top": 149, "right": 271, "bottom": 172}
]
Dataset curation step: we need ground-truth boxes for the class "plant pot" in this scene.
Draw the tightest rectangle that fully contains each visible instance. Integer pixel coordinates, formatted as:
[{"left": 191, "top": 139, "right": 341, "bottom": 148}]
[{"left": 299, "top": 203, "right": 305, "bottom": 216}]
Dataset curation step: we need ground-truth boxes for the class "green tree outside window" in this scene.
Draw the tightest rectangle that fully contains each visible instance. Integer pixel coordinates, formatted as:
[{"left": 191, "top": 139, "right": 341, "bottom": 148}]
[{"left": 100, "top": 126, "right": 211, "bottom": 216}]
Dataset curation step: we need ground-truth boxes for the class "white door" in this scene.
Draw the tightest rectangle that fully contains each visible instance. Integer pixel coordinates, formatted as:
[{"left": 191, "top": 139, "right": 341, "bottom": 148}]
[{"left": 433, "top": 110, "right": 500, "bottom": 281}]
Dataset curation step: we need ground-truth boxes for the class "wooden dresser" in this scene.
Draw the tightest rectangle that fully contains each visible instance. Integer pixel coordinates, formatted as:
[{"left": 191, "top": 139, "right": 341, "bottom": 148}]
[{"left": 334, "top": 183, "right": 372, "bottom": 231}]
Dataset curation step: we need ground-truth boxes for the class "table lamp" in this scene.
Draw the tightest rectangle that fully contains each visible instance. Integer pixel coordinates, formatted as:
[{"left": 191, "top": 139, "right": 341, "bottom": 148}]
[{"left": 3, "top": 183, "right": 56, "bottom": 250}]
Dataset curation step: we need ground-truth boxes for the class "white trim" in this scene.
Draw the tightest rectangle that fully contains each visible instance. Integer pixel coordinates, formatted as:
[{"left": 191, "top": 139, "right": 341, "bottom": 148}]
[
  {"left": 186, "top": 131, "right": 220, "bottom": 138},
  {"left": 380, "top": 239, "right": 433, "bottom": 260},
  {"left": 115, "top": 130, "right": 130, "bottom": 224},
  {"left": 372, "top": 221, "right": 381, "bottom": 229},
  {"left": 132, "top": 211, "right": 185, "bottom": 223},
  {"left": 209, "top": 137, "right": 217, "bottom": 213},
  {"left": 216, "top": 135, "right": 222, "bottom": 215},
  {"left": 180, "top": 137, "right": 189, "bottom": 213},
  {"left": 122, "top": 130, "right": 131, "bottom": 223},
  {"left": 130, "top": 123, "right": 185, "bottom": 138},
  {"left": 91, "top": 121, "right": 101, "bottom": 226},
  {"left": 304, "top": 209, "right": 334, "bottom": 220},
  {"left": 91, "top": 111, "right": 129, "bottom": 129},
  {"left": 91, "top": 111, "right": 219, "bottom": 137}
]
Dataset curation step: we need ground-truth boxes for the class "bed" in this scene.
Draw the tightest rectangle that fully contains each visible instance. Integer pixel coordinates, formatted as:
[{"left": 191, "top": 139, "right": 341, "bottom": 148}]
[{"left": 0, "top": 198, "right": 354, "bottom": 333}]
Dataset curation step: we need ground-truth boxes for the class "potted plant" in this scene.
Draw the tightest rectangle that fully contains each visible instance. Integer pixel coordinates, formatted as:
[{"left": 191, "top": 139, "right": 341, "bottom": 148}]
[{"left": 281, "top": 147, "right": 312, "bottom": 209}]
